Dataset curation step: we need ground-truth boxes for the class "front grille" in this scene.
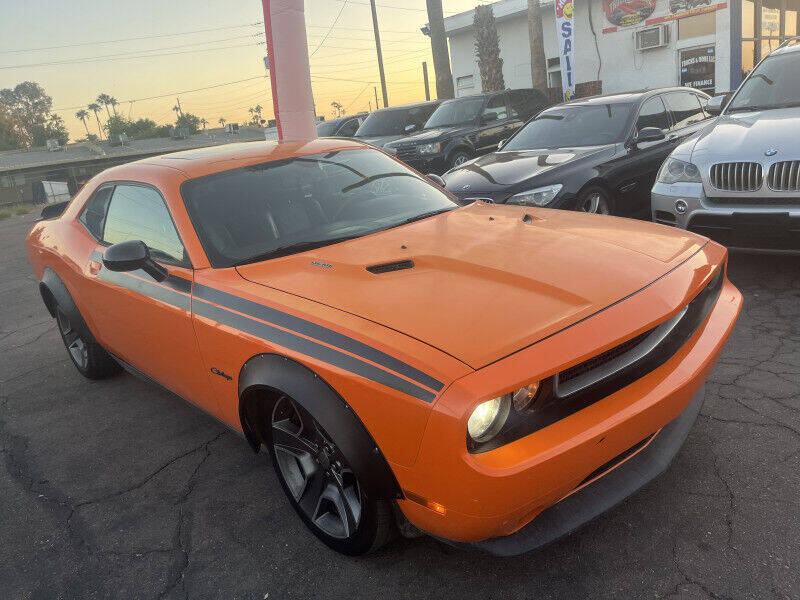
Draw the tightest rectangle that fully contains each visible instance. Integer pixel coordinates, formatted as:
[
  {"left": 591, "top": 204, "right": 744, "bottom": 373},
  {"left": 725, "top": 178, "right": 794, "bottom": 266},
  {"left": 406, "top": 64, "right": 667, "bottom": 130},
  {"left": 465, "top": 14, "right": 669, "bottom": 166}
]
[
  {"left": 559, "top": 329, "right": 651, "bottom": 385},
  {"left": 768, "top": 161, "right": 800, "bottom": 191},
  {"left": 706, "top": 196, "right": 800, "bottom": 206},
  {"left": 395, "top": 147, "right": 419, "bottom": 162},
  {"left": 710, "top": 162, "right": 763, "bottom": 192}
]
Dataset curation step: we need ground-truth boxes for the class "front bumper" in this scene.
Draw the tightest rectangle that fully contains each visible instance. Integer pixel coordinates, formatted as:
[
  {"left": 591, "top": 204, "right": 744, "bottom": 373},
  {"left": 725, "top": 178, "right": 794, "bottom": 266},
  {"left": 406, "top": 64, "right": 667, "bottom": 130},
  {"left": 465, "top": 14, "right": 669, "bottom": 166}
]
[
  {"left": 396, "top": 152, "right": 449, "bottom": 175},
  {"left": 392, "top": 244, "right": 742, "bottom": 547},
  {"left": 652, "top": 181, "right": 800, "bottom": 251},
  {"left": 466, "top": 385, "right": 706, "bottom": 556}
]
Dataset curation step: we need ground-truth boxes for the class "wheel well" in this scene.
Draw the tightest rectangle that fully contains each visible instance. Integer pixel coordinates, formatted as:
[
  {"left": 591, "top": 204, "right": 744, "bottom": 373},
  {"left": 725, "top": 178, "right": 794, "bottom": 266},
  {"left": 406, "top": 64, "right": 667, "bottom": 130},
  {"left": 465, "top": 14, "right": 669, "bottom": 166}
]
[
  {"left": 39, "top": 282, "right": 57, "bottom": 318},
  {"left": 239, "top": 384, "right": 284, "bottom": 453}
]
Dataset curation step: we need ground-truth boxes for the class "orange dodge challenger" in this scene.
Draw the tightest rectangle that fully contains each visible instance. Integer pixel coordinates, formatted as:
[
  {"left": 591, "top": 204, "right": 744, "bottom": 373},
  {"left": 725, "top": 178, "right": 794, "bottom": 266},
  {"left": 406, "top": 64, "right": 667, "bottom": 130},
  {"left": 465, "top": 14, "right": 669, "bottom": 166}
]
[{"left": 26, "top": 139, "right": 741, "bottom": 556}]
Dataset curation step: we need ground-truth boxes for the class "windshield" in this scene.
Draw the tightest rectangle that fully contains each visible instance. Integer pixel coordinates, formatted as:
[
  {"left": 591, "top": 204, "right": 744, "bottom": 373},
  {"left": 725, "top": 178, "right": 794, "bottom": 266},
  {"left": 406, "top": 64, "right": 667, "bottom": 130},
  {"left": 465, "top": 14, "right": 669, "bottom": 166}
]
[
  {"left": 424, "top": 97, "right": 484, "bottom": 128},
  {"left": 316, "top": 121, "right": 339, "bottom": 136},
  {"left": 182, "top": 148, "right": 457, "bottom": 267},
  {"left": 727, "top": 52, "right": 800, "bottom": 112},
  {"left": 503, "top": 103, "right": 635, "bottom": 150},
  {"left": 356, "top": 108, "right": 411, "bottom": 136}
]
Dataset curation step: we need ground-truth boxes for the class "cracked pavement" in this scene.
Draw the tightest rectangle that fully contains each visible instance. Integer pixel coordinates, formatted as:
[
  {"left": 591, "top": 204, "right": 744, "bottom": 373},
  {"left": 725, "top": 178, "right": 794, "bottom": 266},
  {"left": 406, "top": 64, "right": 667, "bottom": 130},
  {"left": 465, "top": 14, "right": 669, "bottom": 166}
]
[{"left": 1, "top": 212, "right": 798, "bottom": 599}]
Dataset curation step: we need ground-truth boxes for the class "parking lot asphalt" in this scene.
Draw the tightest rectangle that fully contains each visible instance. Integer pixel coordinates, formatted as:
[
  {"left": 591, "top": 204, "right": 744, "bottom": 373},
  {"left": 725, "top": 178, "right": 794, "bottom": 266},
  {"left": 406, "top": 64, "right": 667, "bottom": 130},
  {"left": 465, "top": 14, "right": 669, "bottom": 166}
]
[{"left": 1, "top": 210, "right": 798, "bottom": 600}]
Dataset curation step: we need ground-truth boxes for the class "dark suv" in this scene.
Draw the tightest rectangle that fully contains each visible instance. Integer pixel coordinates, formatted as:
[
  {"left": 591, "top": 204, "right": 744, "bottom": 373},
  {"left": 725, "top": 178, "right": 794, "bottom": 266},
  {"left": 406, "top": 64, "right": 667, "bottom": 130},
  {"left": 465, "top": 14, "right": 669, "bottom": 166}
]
[
  {"left": 354, "top": 100, "right": 442, "bottom": 149},
  {"left": 384, "top": 89, "right": 549, "bottom": 174}
]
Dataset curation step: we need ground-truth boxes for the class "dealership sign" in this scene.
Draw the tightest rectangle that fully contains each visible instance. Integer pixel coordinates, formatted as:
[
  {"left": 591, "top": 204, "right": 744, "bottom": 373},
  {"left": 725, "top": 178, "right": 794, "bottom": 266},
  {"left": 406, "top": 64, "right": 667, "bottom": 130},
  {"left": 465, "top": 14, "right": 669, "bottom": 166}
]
[
  {"left": 554, "top": 0, "right": 576, "bottom": 100},
  {"left": 603, "top": 0, "right": 657, "bottom": 28}
]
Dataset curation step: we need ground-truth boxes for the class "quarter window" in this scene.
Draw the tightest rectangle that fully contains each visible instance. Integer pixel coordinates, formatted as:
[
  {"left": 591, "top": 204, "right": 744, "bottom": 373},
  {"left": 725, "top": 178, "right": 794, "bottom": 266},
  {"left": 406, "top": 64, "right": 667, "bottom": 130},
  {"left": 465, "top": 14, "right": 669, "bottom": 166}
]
[
  {"left": 636, "top": 96, "right": 670, "bottom": 132},
  {"left": 664, "top": 92, "right": 706, "bottom": 130},
  {"left": 78, "top": 185, "right": 114, "bottom": 240},
  {"left": 103, "top": 184, "right": 187, "bottom": 265}
]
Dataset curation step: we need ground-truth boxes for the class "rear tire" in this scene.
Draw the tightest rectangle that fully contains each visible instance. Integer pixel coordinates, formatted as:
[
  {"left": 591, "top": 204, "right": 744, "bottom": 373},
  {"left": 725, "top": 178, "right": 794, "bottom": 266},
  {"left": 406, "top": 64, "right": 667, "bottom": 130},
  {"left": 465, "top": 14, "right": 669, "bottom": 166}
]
[
  {"left": 55, "top": 307, "right": 121, "bottom": 379},
  {"left": 267, "top": 395, "right": 394, "bottom": 555}
]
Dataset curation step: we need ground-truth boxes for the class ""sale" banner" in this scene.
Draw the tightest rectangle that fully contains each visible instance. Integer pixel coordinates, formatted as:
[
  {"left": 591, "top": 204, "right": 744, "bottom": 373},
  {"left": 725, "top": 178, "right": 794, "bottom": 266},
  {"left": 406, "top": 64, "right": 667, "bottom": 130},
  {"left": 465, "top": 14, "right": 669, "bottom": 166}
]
[{"left": 555, "top": 0, "right": 576, "bottom": 100}]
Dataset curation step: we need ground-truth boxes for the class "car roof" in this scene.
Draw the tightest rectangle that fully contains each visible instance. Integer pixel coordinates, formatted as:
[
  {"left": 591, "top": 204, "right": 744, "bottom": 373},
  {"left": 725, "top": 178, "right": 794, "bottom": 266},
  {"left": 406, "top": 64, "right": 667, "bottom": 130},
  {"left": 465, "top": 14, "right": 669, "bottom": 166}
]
[
  {"left": 115, "top": 139, "right": 369, "bottom": 180},
  {"left": 768, "top": 37, "right": 800, "bottom": 56},
  {"left": 371, "top": 100, "right": 441, "bottom": 112},
  {"left": 558, "top": 87, "right": 705, "bottom": 107}
]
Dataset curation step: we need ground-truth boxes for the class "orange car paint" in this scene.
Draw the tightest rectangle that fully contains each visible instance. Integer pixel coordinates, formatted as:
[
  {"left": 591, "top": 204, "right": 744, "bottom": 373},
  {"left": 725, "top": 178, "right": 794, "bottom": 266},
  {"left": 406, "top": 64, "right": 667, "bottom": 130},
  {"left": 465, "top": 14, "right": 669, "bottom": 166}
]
[{"left": 25, "top": 139, "right": 742, "bottom": 545}]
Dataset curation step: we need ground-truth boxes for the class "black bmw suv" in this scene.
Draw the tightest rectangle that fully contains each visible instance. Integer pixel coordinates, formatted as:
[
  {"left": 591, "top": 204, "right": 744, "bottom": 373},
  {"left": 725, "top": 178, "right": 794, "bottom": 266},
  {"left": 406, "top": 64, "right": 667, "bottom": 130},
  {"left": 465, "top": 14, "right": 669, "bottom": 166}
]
[{"left": 385, "top": 89, "right": 549, "bottom": 174}]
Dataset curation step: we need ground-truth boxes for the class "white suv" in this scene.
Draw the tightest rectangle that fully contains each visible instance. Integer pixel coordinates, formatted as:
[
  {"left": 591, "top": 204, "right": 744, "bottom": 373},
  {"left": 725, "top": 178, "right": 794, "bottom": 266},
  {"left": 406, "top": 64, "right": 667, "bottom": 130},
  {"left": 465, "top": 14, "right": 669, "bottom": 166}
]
[{"left": 651, "top": 38, "right": 800, "bottom": 251}]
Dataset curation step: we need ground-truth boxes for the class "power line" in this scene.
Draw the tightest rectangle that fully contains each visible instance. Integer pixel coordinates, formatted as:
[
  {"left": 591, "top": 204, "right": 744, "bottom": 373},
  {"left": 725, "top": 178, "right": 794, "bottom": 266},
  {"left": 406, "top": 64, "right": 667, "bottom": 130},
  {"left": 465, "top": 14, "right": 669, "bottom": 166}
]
[
  {"left": 309, "top": 0, "right": 348, "bottom": 58},
  {"left": 0, "top": 22, "right": 263, "bottom": 53}
]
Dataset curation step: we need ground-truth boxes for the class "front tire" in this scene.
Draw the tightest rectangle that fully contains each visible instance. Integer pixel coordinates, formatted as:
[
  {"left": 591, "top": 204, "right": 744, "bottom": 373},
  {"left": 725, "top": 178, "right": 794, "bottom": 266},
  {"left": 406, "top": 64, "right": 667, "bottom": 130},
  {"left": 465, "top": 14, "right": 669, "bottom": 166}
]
[
  {"left": 448, "top": 149, "right": 471, "bottom": 170},
  {"left": 267, "top": 395, "right": 394, "bottom": 555},
  {"left": 55, "top": 306, "right": 120, "bottom": 379},
  {"left": 577, "top": 186, "right": 613, "bottom": 215}
]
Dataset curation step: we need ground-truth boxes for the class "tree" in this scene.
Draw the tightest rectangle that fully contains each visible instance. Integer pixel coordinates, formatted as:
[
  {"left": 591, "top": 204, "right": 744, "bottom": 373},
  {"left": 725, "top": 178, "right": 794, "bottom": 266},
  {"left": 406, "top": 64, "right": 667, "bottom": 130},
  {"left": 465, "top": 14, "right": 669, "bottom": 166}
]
[
  {"left": 175, "top": 112, "right": 200, "bottom": 134},
  {"left": 330, "top": 101, "right": 344, "bottom": 117},
  {"left": 87, "top": 103, "right": 103, "bottom": 138},
  {"left": 474, "top": 5, "right": 505, "bottom": 92},
  {"left": 109, "top": 97, "right": 119, "bottom": 116},
  {"left": 172, "top": 104, "right": 182, "bottom": 117},
  {"left": 426, "top": 0, "right": 455, "bottom": 99},
  {"left": 527, "top": 0, "right": 547, "bottom": 91},
  {"left": 248, "top": 105, "right": 263, "bottom": 126},
  {"left": 0, "top": 103, "right": 22, "bottom": 150},
  {"left": 104, "top": 115, "right": 170, "bottom": 140},
  {"left": 199, "top": 118, "right": 208, "bottom": 130},
  {"left": 75, "top": 109, "right": 91, "bottom": 138},
  {"left": 218, "top": 117, "right": 226, "bottom": 127},
  {"left": 0, "top": 81, "right": 68, "bottom": 148},
  {"left": 96, "top": 93, "right": 113, "bottom": 118}
]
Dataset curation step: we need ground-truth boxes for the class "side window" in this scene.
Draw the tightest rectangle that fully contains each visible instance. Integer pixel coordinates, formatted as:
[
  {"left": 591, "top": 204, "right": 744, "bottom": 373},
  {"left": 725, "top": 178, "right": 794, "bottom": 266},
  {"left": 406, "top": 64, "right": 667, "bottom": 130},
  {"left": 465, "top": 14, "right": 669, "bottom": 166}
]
[
  {"left": 78, "top": 185, "right": 114, "bottom": 240},
  {"left": 337, "top": 119, "right": 359, "bottom": 137},
  {"left": 483, "top": 94, "right": 509, "bottom": 121},
  {"left": 103, "top": 184, "right": 187, "bottom": 265},
  {"left": 636, "top": 96, "right": 670, "bottom": 132},
  {"left": 664, "top": 92, "right": 705, "bottom": 130},
  {"left": 507, "top": 90, "right": 525, "bottom": 118}
]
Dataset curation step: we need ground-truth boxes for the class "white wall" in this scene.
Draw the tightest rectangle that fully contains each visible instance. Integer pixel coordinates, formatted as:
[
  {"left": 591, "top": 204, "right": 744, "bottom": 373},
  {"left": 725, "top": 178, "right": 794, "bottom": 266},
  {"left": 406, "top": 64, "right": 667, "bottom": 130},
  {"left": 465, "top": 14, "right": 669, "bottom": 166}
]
[{"left": 445, "top": 0, "right": 732, "bottom": 97}]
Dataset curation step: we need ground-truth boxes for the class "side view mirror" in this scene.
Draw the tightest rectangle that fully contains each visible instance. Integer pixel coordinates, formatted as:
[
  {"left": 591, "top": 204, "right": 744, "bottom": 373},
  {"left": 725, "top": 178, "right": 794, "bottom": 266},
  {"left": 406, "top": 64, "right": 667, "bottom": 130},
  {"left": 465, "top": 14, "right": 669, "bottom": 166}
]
[
  {"left": 705, "top": 94, "right": 728, "bottom": 115},
  {"left": 103, "top": 240, "right": 168, "bottom": 282},
  {"left": 426, "top": 174, "right": 446, "bottom": 187},
  {"left": 629, "top": 126, "right": 666, "bottom": 148},
  {"left": 497, "top": 138, "right": 507, "bottom": 149},
  {"left": 480, "top": 112, "right": 498, "bottom": 125}
]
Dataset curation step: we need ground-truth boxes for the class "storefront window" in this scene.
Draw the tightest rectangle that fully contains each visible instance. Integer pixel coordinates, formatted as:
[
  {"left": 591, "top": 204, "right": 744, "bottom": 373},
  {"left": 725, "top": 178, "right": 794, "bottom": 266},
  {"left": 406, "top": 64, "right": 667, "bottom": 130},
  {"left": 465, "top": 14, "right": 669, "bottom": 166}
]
[{"left": 741, "top": 0, "right": 800, "bottom": 78}]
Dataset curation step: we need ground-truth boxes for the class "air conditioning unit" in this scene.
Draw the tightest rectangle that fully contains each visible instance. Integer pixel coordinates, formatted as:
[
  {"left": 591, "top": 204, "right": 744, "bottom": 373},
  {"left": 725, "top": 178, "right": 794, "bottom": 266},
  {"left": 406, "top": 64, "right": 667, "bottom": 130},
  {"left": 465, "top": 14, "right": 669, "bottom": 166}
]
[{"left": 635, "top": 25, "right": 669, "bottom": 51}]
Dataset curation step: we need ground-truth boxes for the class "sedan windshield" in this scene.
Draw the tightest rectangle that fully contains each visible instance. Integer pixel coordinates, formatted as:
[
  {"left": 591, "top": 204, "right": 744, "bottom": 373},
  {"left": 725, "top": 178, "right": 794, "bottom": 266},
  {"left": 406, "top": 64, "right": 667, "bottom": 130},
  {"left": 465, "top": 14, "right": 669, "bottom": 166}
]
[
  {"left": 727, "top": 52, "right": 800, "bottom": 113},
  {"left": 503, "top": 103, "right": 635, "bottom": 150},
  {"left": 182, "top": 148, "right": 457, "bottom": 267},
  {"left": 424, "top": 97, "right": 484, "bottom": 129}
]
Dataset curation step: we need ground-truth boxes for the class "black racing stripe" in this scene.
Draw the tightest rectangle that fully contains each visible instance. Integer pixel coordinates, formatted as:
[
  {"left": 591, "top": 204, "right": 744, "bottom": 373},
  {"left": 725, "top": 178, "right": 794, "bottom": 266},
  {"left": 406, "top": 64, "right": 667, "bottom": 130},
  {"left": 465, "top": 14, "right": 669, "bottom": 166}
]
[
  {"left": 193, "top": 283, "right": 443, "bottom": 392},
  {"left": 91, "top": 250, "right": 192, "bottom": 294},
  {"left": 99, "top": 269, "right": 191, "bottom": 311},
  {"left": 194, "top": 299, "right": 436, "bottom": 403}
]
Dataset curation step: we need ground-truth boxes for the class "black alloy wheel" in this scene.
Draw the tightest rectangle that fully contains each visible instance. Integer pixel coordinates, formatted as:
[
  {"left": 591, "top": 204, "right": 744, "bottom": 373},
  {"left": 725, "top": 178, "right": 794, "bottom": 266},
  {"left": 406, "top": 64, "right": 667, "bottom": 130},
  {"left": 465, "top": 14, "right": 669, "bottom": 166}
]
[
  {"left": 268, "top": 395, "right": 393, "bottom": 554},
  {"left": 578, "top": 186, "right": 612, "bottom": 215},
  {"left": 449, "top": 150, "right": 471, "bottom": 169},
  {"left": 57, "top": 308, "right": 88, "bottom": 371},
  {"left": 55, "top": 304, "right": 120, "bottom": 379}
]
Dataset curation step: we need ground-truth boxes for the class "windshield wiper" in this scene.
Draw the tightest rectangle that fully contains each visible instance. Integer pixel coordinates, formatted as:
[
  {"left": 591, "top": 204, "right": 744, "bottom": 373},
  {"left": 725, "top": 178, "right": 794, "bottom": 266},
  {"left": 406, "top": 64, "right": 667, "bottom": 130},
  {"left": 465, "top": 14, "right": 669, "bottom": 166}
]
[
  {"left": 389, "top": 207, "right": 456, "bottom": 227},
  {"left": 234, "top": 234, "right": 363, "bottom": 266}
]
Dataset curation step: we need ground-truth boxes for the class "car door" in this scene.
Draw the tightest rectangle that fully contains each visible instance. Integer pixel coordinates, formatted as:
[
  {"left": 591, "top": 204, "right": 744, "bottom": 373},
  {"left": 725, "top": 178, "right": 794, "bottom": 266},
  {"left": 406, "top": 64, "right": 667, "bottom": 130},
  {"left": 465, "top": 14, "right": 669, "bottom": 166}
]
[
  {"left": 613, "top": 95, "right": 675, "bottom": 216},
  {"left": 78, "top": 182, "right": 219, "bottom": 416},
  {"left": 475, "top": 93, "right": 512, "bottom": 153}
]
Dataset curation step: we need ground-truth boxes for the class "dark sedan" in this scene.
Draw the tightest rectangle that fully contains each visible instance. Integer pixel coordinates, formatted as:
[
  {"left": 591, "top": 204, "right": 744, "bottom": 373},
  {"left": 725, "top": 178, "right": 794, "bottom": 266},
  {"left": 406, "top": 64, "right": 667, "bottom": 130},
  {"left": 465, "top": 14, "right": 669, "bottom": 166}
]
[{"left": 442, "top": 88, "right": 713, "bottom": 217}]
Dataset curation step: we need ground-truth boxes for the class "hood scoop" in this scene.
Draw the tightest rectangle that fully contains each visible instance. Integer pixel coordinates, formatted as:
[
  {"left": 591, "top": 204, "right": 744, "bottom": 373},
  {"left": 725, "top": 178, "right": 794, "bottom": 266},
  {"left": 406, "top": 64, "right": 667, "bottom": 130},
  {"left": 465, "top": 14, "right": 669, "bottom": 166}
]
[{"left": 366, "top": 259, "right": 415, "bottom": 274}]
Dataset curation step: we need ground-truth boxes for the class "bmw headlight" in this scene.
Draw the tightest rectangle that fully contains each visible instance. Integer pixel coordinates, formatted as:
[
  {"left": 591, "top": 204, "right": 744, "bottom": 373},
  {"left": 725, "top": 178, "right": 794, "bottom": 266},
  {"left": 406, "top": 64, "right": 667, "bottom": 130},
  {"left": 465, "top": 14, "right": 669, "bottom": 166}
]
[
  {"left": 507, "top": 184, "right": 563, "bottom": 207},
  {"left": 657, "top": 158, "right": 702, "bottom": 184},
  {"left": 467, "top": 396, "right": 510, "bottom": 442},
  {"left": 418, "top": 142, "right": 441, "bottom": 155}
]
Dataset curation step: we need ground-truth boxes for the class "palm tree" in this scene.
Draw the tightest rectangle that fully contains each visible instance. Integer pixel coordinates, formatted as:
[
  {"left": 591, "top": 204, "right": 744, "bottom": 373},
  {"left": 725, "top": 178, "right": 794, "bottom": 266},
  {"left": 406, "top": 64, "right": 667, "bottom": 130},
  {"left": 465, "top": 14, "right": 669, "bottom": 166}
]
[
  {"left": 527, "top": 0, "right": 547, "bottom": 91},
  {"left": 96, "top": 93, "right": 112, "bottom": 118},
  {"left": 218, "top": 117, "right": 226, "bottom": 127},
  {"left": 172, "top": 104, "right": 182, "bottom": 117},
  {"left": 426, "top": 0, "right": 455, "bottom": 99},
  {"left": 199, "top": 118, "right": 208, "bottom": 130},
  {"left": 88, "top": 103, "right": 103, "bottom": 138},
  {"left": 75, "top": 109, "right": 91, "bottom": 138},
  {"left": 109, "top": 97, "right": 119, "bottom": 116},
  {"left": 330, "top": 101, "right": 344, "bottom": 117},
  {"left": 473, "top": 5, "right": 505, "bottom": 92}
]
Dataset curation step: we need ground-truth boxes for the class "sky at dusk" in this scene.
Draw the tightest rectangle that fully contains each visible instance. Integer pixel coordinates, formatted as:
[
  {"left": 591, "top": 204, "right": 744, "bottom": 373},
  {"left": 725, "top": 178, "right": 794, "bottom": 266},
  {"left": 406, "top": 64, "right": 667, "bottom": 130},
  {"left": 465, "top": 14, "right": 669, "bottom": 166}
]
[{"left": 1, "top": 1, "right": 483, "bottom": 140}]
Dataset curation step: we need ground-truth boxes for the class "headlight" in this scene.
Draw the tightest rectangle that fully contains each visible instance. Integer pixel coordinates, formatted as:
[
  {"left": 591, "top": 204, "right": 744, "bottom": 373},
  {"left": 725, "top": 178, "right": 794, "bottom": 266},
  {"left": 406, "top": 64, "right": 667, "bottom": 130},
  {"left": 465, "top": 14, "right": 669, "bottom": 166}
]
[
  {"left": 418, "top": 142, "right": 441, "bottom": 155},
  {"left": 467, "top": 395, "right": 510, "bottom": 442},
  {"left": 507, "top": 184, "right": 563, "bottom": 207},
  {"left": 657, "top": 158, "right": 702, "bottom": 184}
]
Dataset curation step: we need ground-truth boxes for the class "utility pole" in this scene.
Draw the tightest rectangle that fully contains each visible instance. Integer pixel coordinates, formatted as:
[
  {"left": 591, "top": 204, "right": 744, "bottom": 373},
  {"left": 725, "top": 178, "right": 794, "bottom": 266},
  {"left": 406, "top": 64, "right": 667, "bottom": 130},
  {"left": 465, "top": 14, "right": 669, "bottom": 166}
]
[
  {"left": 374, "top": 86, "right": 379, "bottom": 111},
  {"left": 422, "top": 61, "right": 431, "bottom": 100},
  {"left": 175, "top": 97, "right": 183, "bottom": 117},
  {"left": 369, "top": 0, "right": 389, "bottom": 107}
]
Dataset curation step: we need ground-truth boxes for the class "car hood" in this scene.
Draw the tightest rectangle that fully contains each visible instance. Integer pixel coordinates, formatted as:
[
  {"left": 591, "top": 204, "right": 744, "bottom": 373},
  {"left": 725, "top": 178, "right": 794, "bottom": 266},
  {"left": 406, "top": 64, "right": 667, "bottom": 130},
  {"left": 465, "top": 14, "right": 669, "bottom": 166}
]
[
  {"left": 392, "top": 126, "right": 470, "bottom": 145},
  {"left": 236, "top": 203, "right": 705, "bottom": 369},
  {"left": 354, "top": 134, "right": 404, "bottom": 148},
  {"left": 443, "top": 146, "right": 612, "bottom": 192},
  {"left": 690, "top": 107, "right": 800, "bottom": 164}
]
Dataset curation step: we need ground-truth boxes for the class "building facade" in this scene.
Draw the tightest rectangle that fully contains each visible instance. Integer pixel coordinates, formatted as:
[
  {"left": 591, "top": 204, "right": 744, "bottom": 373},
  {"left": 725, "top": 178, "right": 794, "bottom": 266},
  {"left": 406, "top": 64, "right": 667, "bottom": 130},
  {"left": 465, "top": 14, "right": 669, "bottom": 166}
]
[{"left": 440, "top": 0, "right": 798, "bottom": 99}]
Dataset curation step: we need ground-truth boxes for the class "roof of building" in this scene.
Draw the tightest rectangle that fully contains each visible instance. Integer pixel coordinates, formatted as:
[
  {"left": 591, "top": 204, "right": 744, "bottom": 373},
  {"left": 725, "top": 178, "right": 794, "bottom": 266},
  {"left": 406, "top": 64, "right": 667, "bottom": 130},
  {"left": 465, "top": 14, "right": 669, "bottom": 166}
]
[
  {"left": 0, "top": 126, "right": 277, "bottom": 174},
  {"left": 439, "top": 0, "right": 555, "bottom": 35}
]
